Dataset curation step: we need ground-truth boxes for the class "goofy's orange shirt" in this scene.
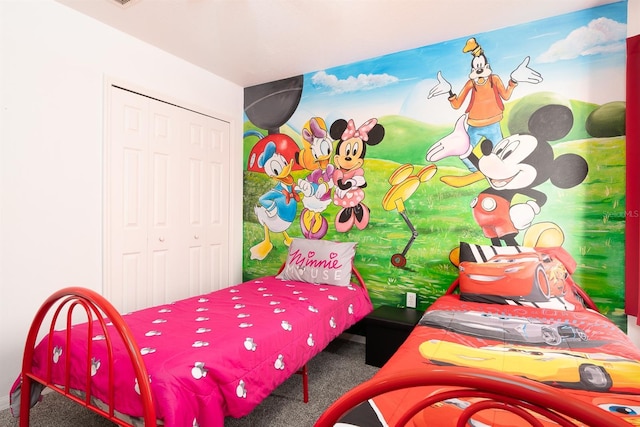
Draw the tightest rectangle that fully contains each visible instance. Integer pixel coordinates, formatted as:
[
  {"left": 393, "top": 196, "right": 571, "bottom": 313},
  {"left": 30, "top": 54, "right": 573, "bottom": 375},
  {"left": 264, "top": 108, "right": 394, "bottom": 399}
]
[{"left": 448, "top": 75, "right": 517, "bottom": 127}]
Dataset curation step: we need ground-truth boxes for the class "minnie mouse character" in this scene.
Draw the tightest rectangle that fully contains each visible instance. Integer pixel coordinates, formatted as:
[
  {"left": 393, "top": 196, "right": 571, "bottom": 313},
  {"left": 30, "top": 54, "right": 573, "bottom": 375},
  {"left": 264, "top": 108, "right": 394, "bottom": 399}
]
[{"left": 329, "top": 118, "right": 385, "bottom": 232}]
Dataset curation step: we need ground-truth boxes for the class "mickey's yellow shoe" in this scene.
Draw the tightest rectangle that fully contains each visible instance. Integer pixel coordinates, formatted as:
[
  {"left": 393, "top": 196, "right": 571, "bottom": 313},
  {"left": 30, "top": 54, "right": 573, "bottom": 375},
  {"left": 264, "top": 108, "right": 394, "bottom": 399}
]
[{"left": 522, "top": 222, "right": 565, "bottom": 248}]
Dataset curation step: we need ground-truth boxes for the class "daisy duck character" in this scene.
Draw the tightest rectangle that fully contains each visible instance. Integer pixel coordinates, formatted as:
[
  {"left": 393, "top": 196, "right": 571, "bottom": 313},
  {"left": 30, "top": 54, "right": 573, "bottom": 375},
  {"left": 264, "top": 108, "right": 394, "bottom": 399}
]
[{"left": 296, "top": 117, "right": 335, "bottom": 239}]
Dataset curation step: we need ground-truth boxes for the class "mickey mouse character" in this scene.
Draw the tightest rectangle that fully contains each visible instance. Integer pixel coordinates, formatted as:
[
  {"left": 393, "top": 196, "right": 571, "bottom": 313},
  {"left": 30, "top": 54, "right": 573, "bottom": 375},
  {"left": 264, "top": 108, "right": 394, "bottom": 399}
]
[
  {"left": 431, "top": 105, "right": 588, "bottom": 246},
  {"left": 329, "top": 118, "right": 385, "bottom": 232}
]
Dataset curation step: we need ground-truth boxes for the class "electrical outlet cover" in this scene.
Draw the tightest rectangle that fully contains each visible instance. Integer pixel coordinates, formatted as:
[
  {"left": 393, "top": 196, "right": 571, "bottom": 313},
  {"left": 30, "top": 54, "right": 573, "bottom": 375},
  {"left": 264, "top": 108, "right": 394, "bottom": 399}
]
[{"left": 406, "top": 292, "right": 417, "bottom": 308}]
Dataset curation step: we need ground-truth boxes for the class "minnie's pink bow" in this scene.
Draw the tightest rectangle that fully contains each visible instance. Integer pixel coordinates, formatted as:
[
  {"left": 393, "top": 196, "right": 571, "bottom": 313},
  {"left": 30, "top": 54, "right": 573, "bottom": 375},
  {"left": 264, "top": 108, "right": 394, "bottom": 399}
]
[{"left": 341, "top": 118, "right": 377, "bottom": 142}]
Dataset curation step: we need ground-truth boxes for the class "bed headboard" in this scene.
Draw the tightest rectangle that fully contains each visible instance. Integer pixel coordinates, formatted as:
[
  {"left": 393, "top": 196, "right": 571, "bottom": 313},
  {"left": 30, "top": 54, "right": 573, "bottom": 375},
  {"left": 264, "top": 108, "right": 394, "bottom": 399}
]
[
  {"left": 20, "top": 287, "right": 157, "bottom": 425},
  {"left": 314, "top": 366, "right": 630, "bottom": 427}
]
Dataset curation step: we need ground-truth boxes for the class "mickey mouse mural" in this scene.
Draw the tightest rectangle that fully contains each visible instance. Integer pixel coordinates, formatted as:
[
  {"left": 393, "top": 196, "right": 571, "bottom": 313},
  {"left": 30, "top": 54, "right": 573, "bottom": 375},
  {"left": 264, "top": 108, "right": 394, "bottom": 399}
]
[{"left": 428, "top": 103, "right": 588, "bottom": 247}]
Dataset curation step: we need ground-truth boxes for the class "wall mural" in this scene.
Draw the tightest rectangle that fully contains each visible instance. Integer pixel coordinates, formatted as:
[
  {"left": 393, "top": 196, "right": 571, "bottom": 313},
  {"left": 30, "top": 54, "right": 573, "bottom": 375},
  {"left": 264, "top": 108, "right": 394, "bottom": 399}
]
[{"left": 242, "top": 2, "right": 628, "bottom": 329}]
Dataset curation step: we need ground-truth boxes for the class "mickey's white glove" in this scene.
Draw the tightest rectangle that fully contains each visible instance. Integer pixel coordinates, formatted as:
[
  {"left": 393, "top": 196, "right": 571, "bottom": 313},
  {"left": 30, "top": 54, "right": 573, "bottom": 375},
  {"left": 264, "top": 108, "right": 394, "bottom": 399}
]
[
  {"left": 510, "top": 200, "right": 541, "bottom": 230},
  {"left": 426, "top": 114, "right": 471, "bottom": 162}
]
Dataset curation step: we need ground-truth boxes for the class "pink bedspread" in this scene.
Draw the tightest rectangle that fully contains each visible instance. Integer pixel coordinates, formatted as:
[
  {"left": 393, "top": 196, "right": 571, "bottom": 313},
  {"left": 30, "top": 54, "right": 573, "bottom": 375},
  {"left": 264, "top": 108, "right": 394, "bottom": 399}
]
[{"left": 23, "top": 276, "right": 372, "bottom": 427}]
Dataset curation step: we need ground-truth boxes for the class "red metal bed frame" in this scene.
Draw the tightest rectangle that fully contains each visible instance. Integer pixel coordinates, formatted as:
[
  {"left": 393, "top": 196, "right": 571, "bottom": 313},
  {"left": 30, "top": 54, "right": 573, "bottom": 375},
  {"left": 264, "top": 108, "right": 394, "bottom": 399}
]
[
  {"left": 313, "top": 278, "right": 615, "bottom": 427},
  {"left": 314, "top": 367, "right": 631, "bottom": 427},
  {"left": 19, "top": 286, "right": 156, "bottom": 426},
  {"left": 17, "top": 266, "right": 368, "bottom": 426}
]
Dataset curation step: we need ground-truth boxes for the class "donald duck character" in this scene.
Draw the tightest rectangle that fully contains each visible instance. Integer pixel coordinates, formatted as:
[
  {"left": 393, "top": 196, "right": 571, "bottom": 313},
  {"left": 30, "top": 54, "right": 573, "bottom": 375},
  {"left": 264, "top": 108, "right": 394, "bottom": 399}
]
[{"left": 250, "top": 140, "right": 301, "bottom": 260}]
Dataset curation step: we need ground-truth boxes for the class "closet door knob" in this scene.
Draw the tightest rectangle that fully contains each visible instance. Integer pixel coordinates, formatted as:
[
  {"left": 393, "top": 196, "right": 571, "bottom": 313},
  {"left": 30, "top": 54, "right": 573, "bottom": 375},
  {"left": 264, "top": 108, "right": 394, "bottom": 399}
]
[
  {"left": 159, "top": 237, "right": 165, "bottom": 242},
  {"left": 194, "top": 235, "right": 200, "bottom": 240}
]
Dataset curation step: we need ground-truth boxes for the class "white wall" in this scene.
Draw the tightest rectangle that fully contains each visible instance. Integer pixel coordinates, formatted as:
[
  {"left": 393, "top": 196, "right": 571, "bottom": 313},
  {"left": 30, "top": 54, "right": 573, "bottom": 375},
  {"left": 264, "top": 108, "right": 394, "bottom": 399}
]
[{"left": 0, "top": 0, "right": 243, "bottom": 410}]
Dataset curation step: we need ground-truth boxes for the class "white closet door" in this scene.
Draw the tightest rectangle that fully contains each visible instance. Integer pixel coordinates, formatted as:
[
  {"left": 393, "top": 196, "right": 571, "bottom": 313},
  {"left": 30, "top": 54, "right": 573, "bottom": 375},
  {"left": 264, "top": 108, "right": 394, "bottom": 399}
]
[
  {"left": 106, "top": 86, "right": 230, "bottom": 313},
  {"left": 184, "top": 110, "right": 230, "bottom": 297},
  {"left": 107, "top": 87, "right": 150, "bottom": 312},
  {"left": 147, "top": 99, "right": 186, "bottom": 306}
]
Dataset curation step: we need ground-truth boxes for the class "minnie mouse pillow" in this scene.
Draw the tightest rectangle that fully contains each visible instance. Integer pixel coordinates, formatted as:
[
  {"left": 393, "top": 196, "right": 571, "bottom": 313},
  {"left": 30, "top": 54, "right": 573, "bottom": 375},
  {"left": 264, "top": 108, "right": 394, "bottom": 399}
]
[{"left": 276, "top": 238, "right": 357, "bottom": 286}]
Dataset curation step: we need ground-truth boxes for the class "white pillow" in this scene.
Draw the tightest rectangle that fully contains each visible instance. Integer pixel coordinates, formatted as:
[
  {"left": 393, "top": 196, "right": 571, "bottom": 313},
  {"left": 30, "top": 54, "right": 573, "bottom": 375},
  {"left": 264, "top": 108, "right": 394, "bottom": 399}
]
[{"left": 276, "top": 238, "right": 356, "bottom": 286}]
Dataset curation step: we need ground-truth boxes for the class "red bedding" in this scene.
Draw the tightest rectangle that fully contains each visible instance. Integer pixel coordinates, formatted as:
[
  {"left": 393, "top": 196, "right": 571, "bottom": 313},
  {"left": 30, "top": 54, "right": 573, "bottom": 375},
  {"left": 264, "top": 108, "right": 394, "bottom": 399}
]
[
  {"left": 12, "top": 275, "right": 372, "bottom": 427},
  {"left": 342, "top": 294, "right": 640, "bottom": 426}
]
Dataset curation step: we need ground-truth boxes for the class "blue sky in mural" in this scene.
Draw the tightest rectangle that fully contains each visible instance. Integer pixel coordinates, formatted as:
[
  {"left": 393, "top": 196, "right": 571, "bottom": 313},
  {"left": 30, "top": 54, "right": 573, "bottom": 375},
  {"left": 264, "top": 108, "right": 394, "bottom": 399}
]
[{"left": 288, "top": 1, "right": 627, "bottom": 131}]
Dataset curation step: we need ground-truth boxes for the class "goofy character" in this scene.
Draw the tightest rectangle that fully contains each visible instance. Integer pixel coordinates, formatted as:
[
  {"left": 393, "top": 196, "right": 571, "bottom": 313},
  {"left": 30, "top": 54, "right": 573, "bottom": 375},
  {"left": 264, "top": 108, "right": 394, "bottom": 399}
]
[{"left": 428, "top": 37, "right": 543, "bottom": 187}]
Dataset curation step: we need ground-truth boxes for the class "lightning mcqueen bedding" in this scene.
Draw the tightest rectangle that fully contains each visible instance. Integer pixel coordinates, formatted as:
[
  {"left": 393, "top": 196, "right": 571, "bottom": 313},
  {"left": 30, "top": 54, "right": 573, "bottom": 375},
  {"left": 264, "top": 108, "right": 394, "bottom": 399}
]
[
  {"left": 11, "top": 239, "right": 373, "bottom": 427},
  {"left": 318, "top": 244, "right": 640, "bottom": 427}
]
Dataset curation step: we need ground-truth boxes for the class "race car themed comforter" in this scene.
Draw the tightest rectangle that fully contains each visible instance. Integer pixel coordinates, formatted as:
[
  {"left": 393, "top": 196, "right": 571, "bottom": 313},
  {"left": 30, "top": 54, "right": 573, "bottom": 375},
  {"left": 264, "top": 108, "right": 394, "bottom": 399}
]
[
  {"left": 338, "top": 245, "right": 640, "bottom": 426},
  {"left": 343, "top": 294, "right": 640, "bottom": 426},
  {"left": 11, "top": 275, "right": 373, "bottom": 427}
]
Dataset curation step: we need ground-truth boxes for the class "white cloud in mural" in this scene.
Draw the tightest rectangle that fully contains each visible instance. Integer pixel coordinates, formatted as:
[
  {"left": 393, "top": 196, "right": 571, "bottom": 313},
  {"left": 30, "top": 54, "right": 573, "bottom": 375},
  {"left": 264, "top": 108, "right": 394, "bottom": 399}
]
[
  {"left": 401, "top": 79, "right": 461, "bottom": 125},
  {"left": 311, "top": 70, "right": 399, "bottom": 94},
  {"left": 537, "top": 17, "right": 626, "bottom": 63}
]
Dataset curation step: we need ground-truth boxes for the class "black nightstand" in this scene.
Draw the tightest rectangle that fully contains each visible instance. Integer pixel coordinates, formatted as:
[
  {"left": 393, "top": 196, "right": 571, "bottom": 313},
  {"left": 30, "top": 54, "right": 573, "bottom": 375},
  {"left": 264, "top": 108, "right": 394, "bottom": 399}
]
[{"left": 365, "top": 305, "right": 423, "bottom": 367}]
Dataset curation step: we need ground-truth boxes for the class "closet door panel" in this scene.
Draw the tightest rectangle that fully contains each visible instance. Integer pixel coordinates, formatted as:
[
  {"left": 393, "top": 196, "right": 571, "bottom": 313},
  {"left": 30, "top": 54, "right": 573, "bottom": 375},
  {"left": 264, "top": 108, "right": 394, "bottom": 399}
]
[
  {"left": 186, "top": 119, "right": 207, "bottom": 296},
  {"left": 206, "top": 120, "right": 230, "bottom": 292},
  {"left": 185, "top": 113, "right": 230, "bottom": 295},
  {"left": 108, "top": 88, "right": 150, "bottom": 313},
  {"left": 148, "top": 101, "right": 186, "bottom": 305}
]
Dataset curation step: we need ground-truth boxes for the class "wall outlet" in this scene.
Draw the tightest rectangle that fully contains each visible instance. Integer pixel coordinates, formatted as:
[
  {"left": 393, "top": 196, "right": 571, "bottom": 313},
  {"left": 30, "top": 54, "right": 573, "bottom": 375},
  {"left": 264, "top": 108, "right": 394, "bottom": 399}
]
[{"left": 406, "top": 292, "right": 417, "bottom": 308}]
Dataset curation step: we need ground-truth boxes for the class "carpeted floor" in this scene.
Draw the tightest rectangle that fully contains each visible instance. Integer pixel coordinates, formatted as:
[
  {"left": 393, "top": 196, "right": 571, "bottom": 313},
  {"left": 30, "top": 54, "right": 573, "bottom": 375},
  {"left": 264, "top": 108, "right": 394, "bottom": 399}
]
[{"left": 0, "top": 337, "right": 378, "bottom": 427}]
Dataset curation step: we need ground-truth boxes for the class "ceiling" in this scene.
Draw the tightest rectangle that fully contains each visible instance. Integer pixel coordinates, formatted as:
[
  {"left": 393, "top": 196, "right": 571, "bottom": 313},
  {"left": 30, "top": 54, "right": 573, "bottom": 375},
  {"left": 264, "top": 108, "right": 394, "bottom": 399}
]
[{"left": 55, "top": 0, "right": 621, "bottom": 88}]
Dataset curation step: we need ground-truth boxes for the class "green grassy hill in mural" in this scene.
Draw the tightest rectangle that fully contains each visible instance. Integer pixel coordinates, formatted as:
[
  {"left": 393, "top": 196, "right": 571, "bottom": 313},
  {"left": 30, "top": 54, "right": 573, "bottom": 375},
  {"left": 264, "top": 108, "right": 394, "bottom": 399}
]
[
  {"left": 242, "top": 92, "right": 627, "bottom": 330},
  {"left": 242, "top": 92, "right": 610, "bottom": 168},
  {"left": 363, "top": 117, "right": 453, "bottom": 166},
  {"left": 375, "top": 92, "right": 602, "bottom": 166}
]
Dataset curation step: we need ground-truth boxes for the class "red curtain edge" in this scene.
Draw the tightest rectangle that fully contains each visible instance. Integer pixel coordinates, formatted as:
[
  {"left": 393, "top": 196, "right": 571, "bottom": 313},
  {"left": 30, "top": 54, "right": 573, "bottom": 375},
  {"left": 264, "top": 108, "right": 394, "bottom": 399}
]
[{"left": 625, "top": 35, "right": 640, "bottom": 320}]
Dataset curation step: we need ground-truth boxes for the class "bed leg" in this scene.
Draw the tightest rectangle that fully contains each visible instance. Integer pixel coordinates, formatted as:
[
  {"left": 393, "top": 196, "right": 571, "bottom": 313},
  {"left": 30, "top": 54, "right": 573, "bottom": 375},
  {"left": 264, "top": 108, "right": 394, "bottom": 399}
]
[
  {"left": 19, "top": 376, "right": 31, "bottom": 427},
  {"left": 301, "top": 364, "right": 309, "bottom": 403}
]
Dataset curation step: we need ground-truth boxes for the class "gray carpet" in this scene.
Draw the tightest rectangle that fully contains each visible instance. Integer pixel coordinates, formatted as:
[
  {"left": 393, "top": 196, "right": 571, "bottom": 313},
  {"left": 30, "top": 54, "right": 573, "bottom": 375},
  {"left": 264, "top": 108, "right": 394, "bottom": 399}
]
[{"left": 0, "top": 338, "right": 378, "bottom": 427}]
